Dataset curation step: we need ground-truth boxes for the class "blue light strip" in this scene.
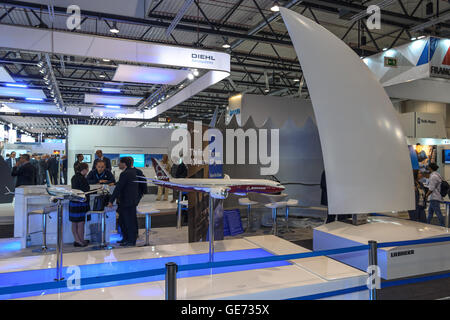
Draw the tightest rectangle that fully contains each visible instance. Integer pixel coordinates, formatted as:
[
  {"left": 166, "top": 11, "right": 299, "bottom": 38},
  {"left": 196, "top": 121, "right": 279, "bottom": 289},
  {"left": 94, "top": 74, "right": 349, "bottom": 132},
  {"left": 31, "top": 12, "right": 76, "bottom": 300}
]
[
  {"left": 378, "top": 236, "right": 450, "bottom": 248},
  {"left": 381, "top": 271, "right": 450, "bottom": 289},
  {"left": 287, "top": 285, "right": 368, "bottom": 300}
]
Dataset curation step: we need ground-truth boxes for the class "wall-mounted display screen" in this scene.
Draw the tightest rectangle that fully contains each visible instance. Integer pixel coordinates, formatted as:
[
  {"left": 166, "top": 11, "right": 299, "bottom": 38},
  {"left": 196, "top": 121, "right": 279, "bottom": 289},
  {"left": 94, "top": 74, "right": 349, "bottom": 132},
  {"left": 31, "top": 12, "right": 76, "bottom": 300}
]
[
  {"left": 76, "top": 154, "right": 91, "bottom": 163},
  {"left": 120, "top": 154, "right": 145, "bottom": 167},
  {"left": 410, "top": 144, "right": 437, "bottom": 171},
  {"left": 443, "top": 149, "right": 450, "bottom": 164}
]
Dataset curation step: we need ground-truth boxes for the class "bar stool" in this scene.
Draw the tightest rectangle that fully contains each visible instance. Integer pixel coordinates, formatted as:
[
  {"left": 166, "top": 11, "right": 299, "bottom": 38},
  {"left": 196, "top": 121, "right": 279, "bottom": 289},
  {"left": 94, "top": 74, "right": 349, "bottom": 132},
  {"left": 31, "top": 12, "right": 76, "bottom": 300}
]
[
  {"left": 238, "top": 198, "right": 258, "bottom": 232},
  {"left": 264, "top": 202, "right": 288, "bottom": 236},
  {"left": 176, "top": 199, "right": 188, "bottom": 229},
  {"left": 89, "top": 210, "right": 112, "bottom": 250},
  {"left": 284, "top": 199, "right": 299, "bottom": 232},
  {"left": 26, "top": 206, "right": 56, "bottom": 252},
  {"left": 137, "top": 205, "right": 161, "bottom": 246}
]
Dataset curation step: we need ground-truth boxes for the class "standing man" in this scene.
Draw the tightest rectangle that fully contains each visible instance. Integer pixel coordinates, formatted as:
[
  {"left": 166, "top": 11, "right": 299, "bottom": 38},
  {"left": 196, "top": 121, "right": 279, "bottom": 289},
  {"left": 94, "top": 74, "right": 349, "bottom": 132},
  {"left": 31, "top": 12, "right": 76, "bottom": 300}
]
[
  {"left": 426, "top": 163, "right": 445, "bottom": 226},
  {"left": 62, "top": 155, "right": 68, "bottom": 184},
  {"left": 107, "top": 157, "right": 139, "bottom": 246},
  {"left": 11, "top": 154, "right": 36, "bottom": 187},
  {"left": 6, "top": 151, "right": 16, "bottom": 169},
  {"left": 39, "top": 154, "right": 49, "bottom": 185},
  {"left": 93, "top": 150, "right": 111, "bottom": 171},
  {"left": 74, "top": 154, "right": 84, "bottom": 171},
  {"left": 47, "top": 155, "right": 59, "bottom": 185}
]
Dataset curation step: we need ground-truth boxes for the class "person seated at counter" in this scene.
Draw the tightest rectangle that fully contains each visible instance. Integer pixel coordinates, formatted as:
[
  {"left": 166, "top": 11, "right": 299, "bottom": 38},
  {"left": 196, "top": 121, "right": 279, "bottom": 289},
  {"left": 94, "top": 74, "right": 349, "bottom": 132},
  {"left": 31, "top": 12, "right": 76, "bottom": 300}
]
[
  {"left": 86, "top": 160, "right": 115, "bottom": 185},
  {"left": 11, "top": 154, "right": 36, "bottom": 187},
  {"left": 70, "top": 162, "right": 91, "bottom": 247},
  {"left": 93, "top": 150, "right": 111, "bottom": 171}
]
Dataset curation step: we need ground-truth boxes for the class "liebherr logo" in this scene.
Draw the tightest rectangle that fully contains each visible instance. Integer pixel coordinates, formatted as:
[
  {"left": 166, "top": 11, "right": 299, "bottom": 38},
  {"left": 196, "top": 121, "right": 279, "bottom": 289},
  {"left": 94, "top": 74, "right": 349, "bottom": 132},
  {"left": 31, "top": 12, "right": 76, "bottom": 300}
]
[{"left": 390, "top": 250, "right": 414, "bottom": 258}]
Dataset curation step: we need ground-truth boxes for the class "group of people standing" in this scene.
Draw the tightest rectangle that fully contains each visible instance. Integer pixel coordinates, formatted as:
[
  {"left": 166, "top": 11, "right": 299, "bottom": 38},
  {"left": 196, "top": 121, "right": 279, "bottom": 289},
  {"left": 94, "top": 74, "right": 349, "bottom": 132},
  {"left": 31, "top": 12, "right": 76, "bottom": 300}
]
[
  {"left": 5, "top": 151, "right": 67, "bottom": 187},
  {"left": 70, "top": 151, "right": 146, "bottom": 247}
]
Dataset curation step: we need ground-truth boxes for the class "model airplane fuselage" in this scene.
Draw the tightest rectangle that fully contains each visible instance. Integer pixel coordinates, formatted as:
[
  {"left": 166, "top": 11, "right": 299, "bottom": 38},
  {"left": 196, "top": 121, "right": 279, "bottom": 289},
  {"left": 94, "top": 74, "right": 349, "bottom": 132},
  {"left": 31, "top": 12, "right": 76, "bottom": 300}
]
[
  {"left": 45, "top": 171, "right": 101, "bottom": 202},
  {"left": 142, "top": 158, "right": 285, "bottom": 199}
]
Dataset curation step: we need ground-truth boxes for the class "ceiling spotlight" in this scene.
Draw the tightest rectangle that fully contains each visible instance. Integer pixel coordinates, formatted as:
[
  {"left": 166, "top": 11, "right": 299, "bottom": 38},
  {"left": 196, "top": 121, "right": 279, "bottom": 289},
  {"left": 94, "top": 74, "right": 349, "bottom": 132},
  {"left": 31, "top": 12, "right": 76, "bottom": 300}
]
[
  {"left": 187, "top": 73, "right": 195, "bottom": 80},
  {"left": 293, "top": 78, "right": 300, "bottom": 82},
  {"left": 109, "top": 22, "right": 120, "bottom": 34},
  {"left": 382, "top": 47, "right": 388, "bottom": 51},
  {"left": 411, "top": 37, "right": 417, "bottom": 41},
  {"left": 37, "top": 62, "right": 44, "bottom": 68},
  {"left": 417, "top": 35, "right": 426, "bottom": 40},
  {"left": 222, "top": 42, "right": 231, "bottom": 49},
  {"left": 264, "top": 88, "right": 270, "bottom": 93},
  {"left": 99, "top": 75, "right": 106, "bottom": 78},
  {"left": 270, "top": 1, "right": 280, "bottom": 12},
  {"left": 193, "top": 69, "right": 199, "bottom": 77},
  {"left": 102, "top": 59, "right": 111, "bottom": 62}
]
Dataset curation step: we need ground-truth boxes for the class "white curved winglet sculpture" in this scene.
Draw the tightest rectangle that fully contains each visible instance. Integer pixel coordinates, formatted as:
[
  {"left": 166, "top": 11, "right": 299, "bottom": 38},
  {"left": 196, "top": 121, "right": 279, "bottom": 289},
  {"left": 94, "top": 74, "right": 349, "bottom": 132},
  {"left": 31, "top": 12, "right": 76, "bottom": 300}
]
[{"left": 280, "top": 8, "right": 414, "bottom": 214}]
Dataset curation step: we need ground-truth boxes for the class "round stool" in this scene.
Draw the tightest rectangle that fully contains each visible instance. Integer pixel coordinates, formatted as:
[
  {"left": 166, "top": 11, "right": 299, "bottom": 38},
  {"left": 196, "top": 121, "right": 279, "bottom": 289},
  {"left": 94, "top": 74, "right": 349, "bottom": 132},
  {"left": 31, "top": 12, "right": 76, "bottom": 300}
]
[
  {"left": 27, "top": 206, "right": 56, "bottom": 252},
  {"left": 89, "top": 210, "right": 112, "bottom": 250},
  {"left": 238, "top": 198, "right": 258, "bottom": 232},
  {"left": 285, "top": 199, "right": 299, "bottom": 232},
  {"left": 137, "top": 205, "right": 161, "bottom": 246},
  {"left": 264, "top": 202, "right": 288, "bottom": 236}
]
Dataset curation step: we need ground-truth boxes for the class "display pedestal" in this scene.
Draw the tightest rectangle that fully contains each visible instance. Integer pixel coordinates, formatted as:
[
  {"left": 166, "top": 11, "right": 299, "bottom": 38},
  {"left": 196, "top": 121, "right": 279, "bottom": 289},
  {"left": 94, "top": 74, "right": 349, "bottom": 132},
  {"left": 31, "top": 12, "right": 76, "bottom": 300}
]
[{"left": 314, "top": 216, "right": 450, "bottom": 280}]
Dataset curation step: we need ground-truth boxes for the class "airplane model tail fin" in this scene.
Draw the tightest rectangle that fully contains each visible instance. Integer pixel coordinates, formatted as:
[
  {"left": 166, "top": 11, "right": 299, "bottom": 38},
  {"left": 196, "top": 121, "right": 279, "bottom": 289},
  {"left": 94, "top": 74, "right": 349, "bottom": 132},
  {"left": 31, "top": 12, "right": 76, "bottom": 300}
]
[
  {"left": 151, "top": 158, "right": 170, "bottom": 181},
  {"left": 45, "top": 170, "right": 52, "bottom": 188}
]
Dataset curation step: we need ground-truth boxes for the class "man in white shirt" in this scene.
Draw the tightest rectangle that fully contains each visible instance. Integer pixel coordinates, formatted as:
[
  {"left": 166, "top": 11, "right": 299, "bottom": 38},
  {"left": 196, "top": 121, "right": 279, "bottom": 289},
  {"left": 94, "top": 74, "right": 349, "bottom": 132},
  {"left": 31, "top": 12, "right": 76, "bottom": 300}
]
[{"left": 426, "top": 163, "right": 445, "bottom": 226}]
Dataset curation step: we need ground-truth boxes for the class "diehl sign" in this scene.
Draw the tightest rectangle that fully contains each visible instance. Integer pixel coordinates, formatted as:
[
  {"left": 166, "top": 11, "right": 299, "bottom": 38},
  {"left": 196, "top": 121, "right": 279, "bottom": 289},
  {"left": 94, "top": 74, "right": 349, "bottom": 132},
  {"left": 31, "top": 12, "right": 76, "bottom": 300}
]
[
  {"left": 431, "top": 65, "right": 450, "bottom": 79},
  {"left": 192, "top": 53, "right": 215, "bottom": 61}
]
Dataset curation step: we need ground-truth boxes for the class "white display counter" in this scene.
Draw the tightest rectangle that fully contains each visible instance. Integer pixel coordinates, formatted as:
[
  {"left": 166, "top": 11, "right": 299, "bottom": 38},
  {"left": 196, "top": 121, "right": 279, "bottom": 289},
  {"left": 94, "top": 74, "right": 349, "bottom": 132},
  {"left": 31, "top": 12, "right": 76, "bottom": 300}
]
[
  {"left": 14, "top": 185, "right": 116, "bottom": 248},
  {"left": 314, "top": 216, "right": 450, "bottom": 280}
]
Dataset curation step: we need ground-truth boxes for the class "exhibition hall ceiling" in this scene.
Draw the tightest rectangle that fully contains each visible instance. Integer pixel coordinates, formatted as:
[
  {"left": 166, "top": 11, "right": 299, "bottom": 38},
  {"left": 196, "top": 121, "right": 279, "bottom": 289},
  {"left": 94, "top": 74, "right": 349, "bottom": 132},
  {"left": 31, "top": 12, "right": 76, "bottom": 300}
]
[{"left": 0, "top": 0, "right": 449, "bottom": 136}]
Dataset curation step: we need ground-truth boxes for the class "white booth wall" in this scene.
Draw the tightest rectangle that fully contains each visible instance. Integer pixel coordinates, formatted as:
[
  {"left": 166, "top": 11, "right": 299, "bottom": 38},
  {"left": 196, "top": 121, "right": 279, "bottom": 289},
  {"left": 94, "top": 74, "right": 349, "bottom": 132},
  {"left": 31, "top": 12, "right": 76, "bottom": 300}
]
[{"left": 67, "top": 125, "right": 175, "bottom": 181}]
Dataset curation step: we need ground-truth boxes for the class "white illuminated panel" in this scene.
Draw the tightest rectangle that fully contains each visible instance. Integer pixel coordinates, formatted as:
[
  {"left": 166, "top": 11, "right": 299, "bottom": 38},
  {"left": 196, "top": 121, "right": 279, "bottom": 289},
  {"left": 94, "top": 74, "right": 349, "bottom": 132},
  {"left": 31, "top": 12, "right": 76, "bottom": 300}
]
[
  {"left": 84, "top": 94, "right": 143, "bottom": 105},
  {"left": 0, "top": 87, "right": 46, "bottom": 99},
  {"left": 0, "top": 67, "right": 15, "bottom": 83},
  {"left": 113, "top": 64, "right": 190, "bottom": 85}
]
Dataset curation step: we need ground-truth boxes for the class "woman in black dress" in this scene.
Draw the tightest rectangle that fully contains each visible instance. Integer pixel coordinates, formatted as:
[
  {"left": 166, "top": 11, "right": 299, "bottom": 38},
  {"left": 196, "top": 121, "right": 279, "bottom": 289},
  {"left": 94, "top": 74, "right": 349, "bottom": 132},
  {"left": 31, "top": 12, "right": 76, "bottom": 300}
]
[{"left": 70, "top": 162, "right": 90, "bottom": 247}]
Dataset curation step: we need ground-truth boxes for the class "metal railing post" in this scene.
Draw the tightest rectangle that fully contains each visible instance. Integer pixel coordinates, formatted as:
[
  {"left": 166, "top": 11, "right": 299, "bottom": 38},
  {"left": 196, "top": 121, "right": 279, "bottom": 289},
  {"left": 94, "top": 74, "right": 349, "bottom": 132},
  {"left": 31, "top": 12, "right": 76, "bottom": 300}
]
[
  {"left": 42, "top": 212, "right": 48, "bottom": 250},
  {"left": 165, "top": 262, "right": 178, "bottom": 300},
  {"left": 55, "top": 200, "right": 64, "bottom": 281},
  {"left": 368, "top": 240, "right": 378, "bottom": 300},
  {"left": 209, "top": 195, "right": 214, "bottom": 262},
  {"left": 446, "top": 202, "right": 449, "bottom": 229},
  {"left": 177, "top": 192, "right": 182, "bottom": 229}
]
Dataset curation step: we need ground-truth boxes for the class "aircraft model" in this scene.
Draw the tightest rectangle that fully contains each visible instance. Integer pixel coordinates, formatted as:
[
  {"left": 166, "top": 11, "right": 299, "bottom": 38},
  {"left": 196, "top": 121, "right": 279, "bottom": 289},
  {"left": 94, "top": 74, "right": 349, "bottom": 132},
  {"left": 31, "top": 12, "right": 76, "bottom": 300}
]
[
  {"left": 44, "top": 171, "right": 103, "bottom": 202},
  {"left": 138, "top": 158, "right": 285, "bottom": 199}
]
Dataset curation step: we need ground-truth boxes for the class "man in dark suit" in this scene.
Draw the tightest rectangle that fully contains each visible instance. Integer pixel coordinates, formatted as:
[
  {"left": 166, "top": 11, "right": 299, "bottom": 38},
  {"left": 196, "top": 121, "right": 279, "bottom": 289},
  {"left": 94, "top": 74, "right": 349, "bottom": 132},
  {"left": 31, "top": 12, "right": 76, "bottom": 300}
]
[
  {"left": 107, "top": 157, "right": 139, "bottom": 246},
  {"left": 47, "top": 155, "right": 59, "bottom": 184},
  {"left": 6, "top": 151, "right": 16, "bottom": 169},
  {"left": 11, "top": 154, "right": 36, "bottom": 187},
  {"left": 93, "top": 150, "right": 111, "bottom": 171}
]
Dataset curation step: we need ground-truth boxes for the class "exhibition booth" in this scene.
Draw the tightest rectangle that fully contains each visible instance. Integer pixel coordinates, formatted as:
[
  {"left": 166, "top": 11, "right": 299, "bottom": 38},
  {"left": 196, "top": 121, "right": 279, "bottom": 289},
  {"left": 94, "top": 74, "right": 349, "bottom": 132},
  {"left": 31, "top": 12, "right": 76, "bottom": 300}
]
[{"left": 2, "top": 8, "right": 450, "bottom": 301}]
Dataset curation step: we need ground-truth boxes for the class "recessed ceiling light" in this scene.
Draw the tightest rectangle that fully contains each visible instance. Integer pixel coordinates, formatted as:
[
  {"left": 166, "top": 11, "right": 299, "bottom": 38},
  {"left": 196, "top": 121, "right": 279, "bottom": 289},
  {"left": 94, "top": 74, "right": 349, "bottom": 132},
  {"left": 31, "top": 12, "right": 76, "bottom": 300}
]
[{"left": 270, "top": 1, "right": 280, "bottom": 12}]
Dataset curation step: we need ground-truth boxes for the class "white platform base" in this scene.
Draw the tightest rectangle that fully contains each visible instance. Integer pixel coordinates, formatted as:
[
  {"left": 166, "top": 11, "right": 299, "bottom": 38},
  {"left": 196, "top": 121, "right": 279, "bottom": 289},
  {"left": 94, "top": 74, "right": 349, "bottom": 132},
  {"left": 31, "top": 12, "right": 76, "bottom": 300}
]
[
  {"left": 0, "top": 236, "right": 368, "bottom": 300},
  {"left": 314, "top": 216, "right": 450, "bottom": 280}
]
